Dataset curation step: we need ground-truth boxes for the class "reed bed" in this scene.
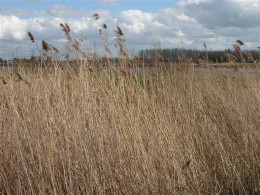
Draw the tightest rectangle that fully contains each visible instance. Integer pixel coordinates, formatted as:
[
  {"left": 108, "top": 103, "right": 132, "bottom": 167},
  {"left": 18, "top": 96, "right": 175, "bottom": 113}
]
[
  {"left": 0, "top": 66, "right": 260, "bottom": 194},
  {"left": 0, "top": 18, "right": 260, "bottom": 194}
]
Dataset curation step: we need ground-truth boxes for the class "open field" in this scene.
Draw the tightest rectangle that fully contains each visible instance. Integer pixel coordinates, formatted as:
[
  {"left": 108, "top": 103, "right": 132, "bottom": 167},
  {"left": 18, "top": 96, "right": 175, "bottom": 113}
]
[{"left": 0, "top": 64, "right": 260, "bottom": 194}]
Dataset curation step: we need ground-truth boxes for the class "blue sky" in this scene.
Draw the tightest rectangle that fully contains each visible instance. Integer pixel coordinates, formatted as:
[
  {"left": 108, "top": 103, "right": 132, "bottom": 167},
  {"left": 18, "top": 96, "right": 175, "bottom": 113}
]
[{"left": 1, "top": 0, "right": 179, "bottom": 13}]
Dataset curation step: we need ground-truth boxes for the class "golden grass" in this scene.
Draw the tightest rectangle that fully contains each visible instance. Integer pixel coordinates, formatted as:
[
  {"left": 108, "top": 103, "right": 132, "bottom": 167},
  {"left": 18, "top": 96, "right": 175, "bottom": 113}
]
[
  {"left": 0, "top": 66, "right": 260, "bottom": 194},
  {"left": 0, "top": 15, "right": 259, "bottom": 194}
]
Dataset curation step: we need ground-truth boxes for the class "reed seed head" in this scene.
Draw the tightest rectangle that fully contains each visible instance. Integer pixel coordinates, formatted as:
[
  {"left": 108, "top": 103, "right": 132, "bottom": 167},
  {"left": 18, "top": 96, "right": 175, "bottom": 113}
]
[
  {"left": 28, "top": 31, "right": 35, "bottom": 43},
  {"left": 65, "top": 23, "right": 71, "bottom": 32},
  {"left": 42, "top": 40, "right": 50, "bottom": 52},
  {"left": 93, "top": 13, "right": 100, "bottom": 20},
  {"left": 203, "top": 42, "right": 207, "bottom": 50},
  {"left": 60, "top": 23, "right": 72, "bottom": 41},
  {"left": 102, "top": 24, "right": 107, "bottom": 29},
  {"left": 236, "top": 40, "right": 244, "bottom": 46},
  {"left": 116, "top": 26, "right": 124, "bottom": 36}
]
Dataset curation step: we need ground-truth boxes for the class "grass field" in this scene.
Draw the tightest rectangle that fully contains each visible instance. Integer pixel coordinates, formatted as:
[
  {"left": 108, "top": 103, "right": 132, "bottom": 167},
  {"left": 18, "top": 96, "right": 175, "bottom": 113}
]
[
  {"left": 0, "top": 21, "right": 260, "bottom": 194},
  {"left": 0, "top": 63, "right": 260, "bottom": 194}
]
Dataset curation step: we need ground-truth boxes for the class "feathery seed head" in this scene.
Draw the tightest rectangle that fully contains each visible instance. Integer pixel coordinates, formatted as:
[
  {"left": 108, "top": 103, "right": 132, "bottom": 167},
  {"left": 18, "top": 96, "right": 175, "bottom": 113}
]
[
  {"left": 93, "top": 13, "right": 100, "bottom": 20},
  {"left": 236, "top": 40, "right": 244, "bottom": 46},
  {"left": 42, "top": 40, "right": 50, "bottom": 52},
  {"left": 102, "top": 24, "right": 107, "bottom": 29},
  {"left": 28, "top": 32, "right": 35, "bottom": 43}
]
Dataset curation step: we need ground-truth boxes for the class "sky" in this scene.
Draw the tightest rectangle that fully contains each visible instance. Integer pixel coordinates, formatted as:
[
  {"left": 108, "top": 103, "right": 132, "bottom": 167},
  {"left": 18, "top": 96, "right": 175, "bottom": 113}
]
[
  {"left": 1, "top": 0, "right": 179, "bottom": 13},
  {"left": 0, "top": 0, "right": 259, "bottom": 59}
]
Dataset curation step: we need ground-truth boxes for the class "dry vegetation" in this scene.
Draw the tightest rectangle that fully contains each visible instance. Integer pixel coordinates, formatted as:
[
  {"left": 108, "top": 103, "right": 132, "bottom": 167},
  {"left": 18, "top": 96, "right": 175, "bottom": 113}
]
[{"left": 0, "top": 16, "right": 260, "bottom": 194}]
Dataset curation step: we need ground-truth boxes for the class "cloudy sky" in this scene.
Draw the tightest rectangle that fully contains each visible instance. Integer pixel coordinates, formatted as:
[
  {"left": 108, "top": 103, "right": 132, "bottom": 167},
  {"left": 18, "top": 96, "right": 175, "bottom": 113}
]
[{"left": 0, "top": 0, "right": 259, "bottom": 59}]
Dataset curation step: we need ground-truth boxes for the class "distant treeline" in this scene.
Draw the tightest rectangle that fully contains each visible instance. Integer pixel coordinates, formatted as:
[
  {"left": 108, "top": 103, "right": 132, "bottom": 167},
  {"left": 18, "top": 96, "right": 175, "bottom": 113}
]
[
  {"left": 138, "top": 48, "right": 260, "bottom": 63},
  {"left": 1, "top": 48, "right": 260, "bottom": 64}
]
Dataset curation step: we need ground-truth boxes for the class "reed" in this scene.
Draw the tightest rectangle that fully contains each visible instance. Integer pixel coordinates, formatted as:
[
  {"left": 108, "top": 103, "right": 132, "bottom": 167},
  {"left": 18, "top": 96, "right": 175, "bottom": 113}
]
[
  {"left": 0, "top": 15, "right": 258, "bottom": 195},
  {"left": 0, "top": 66, "right": 259, "bottom": 194}
]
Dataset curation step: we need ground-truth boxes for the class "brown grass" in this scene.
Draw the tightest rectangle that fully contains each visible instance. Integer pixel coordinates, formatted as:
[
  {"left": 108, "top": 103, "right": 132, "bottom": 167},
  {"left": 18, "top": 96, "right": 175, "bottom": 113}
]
[
  {"left": 0, "top": 17, "right": 259, "bottom": 194},
  {"left": 0, "top": 66, "right": 260, "bottom": 194}
]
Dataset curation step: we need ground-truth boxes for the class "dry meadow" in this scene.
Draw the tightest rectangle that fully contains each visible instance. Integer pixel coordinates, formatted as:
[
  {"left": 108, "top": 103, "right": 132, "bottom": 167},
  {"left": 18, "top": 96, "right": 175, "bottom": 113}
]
[
  {"left": 0, "top": 64, "right": 260, "bottom": 194},
  {"left": 0, "top": 21, "right": 260, "bottom": 194}
]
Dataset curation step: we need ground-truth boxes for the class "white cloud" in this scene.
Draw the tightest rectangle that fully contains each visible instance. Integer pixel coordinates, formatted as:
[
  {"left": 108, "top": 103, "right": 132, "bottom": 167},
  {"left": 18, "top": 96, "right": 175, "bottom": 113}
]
[
  {"left": 0, "top": 0, "right": 259, "bottom": 59},
  {"left": 178, "top": 0, "right": 260, "bottom": 29},
  {"left": 0, "top": 15, "right": 27, "bottom": 41}
]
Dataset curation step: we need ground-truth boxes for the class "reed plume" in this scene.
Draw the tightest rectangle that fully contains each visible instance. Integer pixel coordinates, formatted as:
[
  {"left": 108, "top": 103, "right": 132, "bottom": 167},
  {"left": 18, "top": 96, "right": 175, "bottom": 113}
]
[
  {"left": 203, "top": 42, "right": 209, "bottom": 64},
  {"left": 203, "top": 42, "right": 207, "bottom": 50},
  {"left": 93, "top": 13, "right": 100, "bottom": 20},
  {"left": 115, "top": 26, "right": 128, "bottom": 59},
  {"left": 116, "top": 26, "right": 124, "bottom": 36},
  {"left": 27, "top": 31, "right": 42, "bottom": 57},
  {"left": 99, "top": 23, "right": 111, "bottom": 58},
  {"left": 232, "top": 44, "right": 243, "bottom": 61},
  {"left": 28, "top": 32, "right": 35, "bottom": 43},
  {"left": 65, "top": 23, "right": 71, "bottom": 32},
  {"left": 236, "top": 40, "right": 244, "bottom": 46},
  {"left": 60, "top": 23, "right": 72, "bottom": 41},
  {"left": 42, "top": 40, "right": 50, "bottom": 52},
  {"left": 102, "top": 24, "right": 107, "bottom": 29},
  {"left": 244, "top": 50, "right": 254, "bottom": 62}
]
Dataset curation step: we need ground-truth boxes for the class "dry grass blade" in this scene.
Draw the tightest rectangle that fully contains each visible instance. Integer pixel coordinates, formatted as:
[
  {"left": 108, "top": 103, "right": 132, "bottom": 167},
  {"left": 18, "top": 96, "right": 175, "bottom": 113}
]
[
  {"left": 1, "top": 77, "right": 7, "bottom": 84},
  {"left": 65, "top": 46, "right": 72, "bottom": 53},
  {"left": 121, "top": 70, "right": 127, "bottom": 76},
  {"left": 244, "top": 50, "right": 254, "bottom": 62},
  {"left": 52, "top": 46, "right": 59, "bottom": 53},
  {"left": 182, "top": 159, "right": 192, "bottom": 170},
  {"left": 14, "top": 73, "right": 31, "bottom": 86},
  {"left": 73, "top": 40, "right": 80, "bottom": 50},
  {"left": 16, "top": 72, "right": 23, "bottom": 81},
  {"left": 104, "top": 45, "right": 111, "bottom": 56}
]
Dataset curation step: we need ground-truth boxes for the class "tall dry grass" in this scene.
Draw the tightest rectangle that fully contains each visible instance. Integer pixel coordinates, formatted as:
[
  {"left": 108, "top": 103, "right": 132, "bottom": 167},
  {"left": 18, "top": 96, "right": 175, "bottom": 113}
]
[
  {"left": 0, "top": 17, "right": 260, "bottom": 194},
  {"left": 0, "top": 66, "right": 260, "bottom": 194}
]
